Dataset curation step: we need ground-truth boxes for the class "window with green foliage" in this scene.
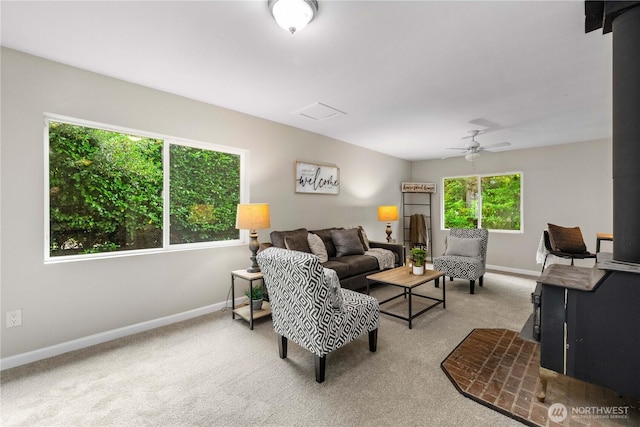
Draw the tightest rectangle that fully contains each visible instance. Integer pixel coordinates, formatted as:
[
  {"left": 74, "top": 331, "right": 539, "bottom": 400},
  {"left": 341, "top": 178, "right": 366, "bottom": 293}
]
[
  {"left": 443, "top": 173, "right": 522, "bottom": 231},
  {"left": 47, "top": 117, "right": 244, "bottom": 259}
]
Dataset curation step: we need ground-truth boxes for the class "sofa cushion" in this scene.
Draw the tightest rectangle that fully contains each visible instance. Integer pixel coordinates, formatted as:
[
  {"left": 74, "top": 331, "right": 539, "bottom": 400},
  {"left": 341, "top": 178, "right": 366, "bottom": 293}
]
[
  {"left": 332, "top": 228, "right": 365, "bottom": 257},
  {"left": 307, "top": 232, "right": 329, "bottom": 262},
  {"left": 547, "top": 223, "right": 587, "bottom": 253},
  {"left": 445, "top": 235, "right": 482, "bottom": 258},
  {"left": 335, "top": 254, "right": 379, "bottom": 276},
  {"left": 284, "top": 234, "right": 311, "bottom": 253},
  {"left": 270, "top": 228, "right": 308, "bottom": 249},
  {"left": 310, "top": 228, "right": 343, "bottom": 258},
  {"left": 322, "top": 260, "right": 350, "bottom": 279}
]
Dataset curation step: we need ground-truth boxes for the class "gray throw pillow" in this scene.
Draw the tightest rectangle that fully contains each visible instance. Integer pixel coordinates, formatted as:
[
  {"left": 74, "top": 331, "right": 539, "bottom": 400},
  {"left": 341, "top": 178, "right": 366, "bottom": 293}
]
[
  {"left": 445, "top": 235, "right": 481, "bottom": 258},
  {"left": 307, "top": 232, "right": 329, "bottom": 263},
  {"left": 345, "top": 225, "right": 370, "bottom": 251},
  {"left": 284, "top": 234, "right": 311, "bottom": 253},
  {"left": 332, "top": 228, "right": 365, "bottom": 257}
]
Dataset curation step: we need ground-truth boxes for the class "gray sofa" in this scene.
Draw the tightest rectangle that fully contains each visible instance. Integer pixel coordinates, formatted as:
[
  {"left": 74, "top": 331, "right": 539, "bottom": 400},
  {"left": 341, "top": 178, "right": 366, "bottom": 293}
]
[{"left": 266, "top": 227, "right": 404, "bottom": 291}]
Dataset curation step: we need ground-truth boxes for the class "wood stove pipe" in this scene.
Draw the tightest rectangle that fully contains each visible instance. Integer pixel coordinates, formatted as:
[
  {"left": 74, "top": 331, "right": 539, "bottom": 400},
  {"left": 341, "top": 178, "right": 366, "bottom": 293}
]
[{"left": 586, "top": 1, "right": 640, "bottom": 263}]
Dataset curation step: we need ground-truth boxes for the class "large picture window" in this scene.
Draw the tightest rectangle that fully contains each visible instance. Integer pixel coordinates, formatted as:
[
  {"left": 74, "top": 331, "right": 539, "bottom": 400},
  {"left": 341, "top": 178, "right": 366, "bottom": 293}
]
[
  {"left": 442, "top": 173, "right": 522, "bottom": 232},
  {"left": 47, "top": 116, "right": 245, "bottom": 259}
]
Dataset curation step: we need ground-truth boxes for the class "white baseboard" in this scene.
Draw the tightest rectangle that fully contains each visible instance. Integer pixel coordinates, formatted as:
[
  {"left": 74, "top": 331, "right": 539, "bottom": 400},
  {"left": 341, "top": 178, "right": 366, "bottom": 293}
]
[
  {"left": 486, "top": 264, "right": 540, "bottom": 278},
  {"left": 426, "top": 262, "right": 540, "bottom": 278},
  {"left": 1, "top": 297, "right": 246, "bottom": 371}
]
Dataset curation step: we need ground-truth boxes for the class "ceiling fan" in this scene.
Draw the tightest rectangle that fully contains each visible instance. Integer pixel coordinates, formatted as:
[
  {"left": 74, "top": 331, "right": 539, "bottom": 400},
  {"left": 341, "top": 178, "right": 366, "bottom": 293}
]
[{"left": 442, "top": 130, "right": 511, "bottom": 161}]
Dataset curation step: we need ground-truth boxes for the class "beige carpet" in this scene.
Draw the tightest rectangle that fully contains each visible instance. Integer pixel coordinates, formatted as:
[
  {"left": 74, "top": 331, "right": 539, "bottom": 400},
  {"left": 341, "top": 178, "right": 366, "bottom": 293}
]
[{"left": 3, "top": 271, "right": 543, "bottom": 426}]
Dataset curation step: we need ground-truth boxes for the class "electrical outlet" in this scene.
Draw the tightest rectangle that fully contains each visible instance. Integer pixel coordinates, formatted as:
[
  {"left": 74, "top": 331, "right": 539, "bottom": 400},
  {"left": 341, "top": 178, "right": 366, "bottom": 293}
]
[{"left": 6, "top": 309, "right": 22, "bottom": 328}]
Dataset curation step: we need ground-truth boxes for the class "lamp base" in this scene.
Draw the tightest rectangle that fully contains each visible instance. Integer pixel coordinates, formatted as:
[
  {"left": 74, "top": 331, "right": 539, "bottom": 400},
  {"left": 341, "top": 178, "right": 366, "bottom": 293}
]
[
  {"left": 246, "top": 264, "right": 261, "bottom": 273},
  {"left": 246, "top": 230, "right": 261, "bottom": 273},
  {"left": 385, "top": 223, "right": 393, "bottom": 243}
]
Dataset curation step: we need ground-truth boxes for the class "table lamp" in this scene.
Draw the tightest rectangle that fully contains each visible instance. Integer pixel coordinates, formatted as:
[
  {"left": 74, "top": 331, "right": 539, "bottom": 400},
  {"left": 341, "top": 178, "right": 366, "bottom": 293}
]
[
  {"left": 378, "top": 205, "right": 399, "bottom": 243},
  {"left": 235, "top": 203, "right": 271, "bottom": 273}
]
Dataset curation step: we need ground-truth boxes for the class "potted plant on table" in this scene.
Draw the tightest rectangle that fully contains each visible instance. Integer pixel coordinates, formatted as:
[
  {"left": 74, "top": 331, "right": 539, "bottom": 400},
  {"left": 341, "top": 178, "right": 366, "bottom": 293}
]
[
  {"left": 245, "top": 285, "right": 265, "bottom": 310},
  {"left": 411, "top": 247, "right": 427, "bottom": 276}
]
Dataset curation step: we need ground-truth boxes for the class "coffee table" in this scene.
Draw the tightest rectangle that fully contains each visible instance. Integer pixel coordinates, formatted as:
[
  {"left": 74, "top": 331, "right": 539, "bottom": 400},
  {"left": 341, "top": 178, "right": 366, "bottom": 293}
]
[{"left": 366, "top": 267, "right": 445, "bottom": 329}]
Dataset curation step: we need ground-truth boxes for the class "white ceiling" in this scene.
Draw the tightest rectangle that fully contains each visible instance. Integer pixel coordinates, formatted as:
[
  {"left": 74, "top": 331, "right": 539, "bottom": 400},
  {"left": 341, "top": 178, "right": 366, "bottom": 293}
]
[{"left": 1, "top": 0, "right": 612, "bottom": 161}]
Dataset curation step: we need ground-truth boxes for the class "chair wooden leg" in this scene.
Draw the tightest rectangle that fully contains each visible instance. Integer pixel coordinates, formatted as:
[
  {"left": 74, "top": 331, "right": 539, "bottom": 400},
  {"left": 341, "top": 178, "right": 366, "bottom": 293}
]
[
  {"left": 315, "top": 355, "right": 326, "bottom": 383},
  {"left": 479, "top": 276, "right": 484, "bottom": 287},
  {"left": 537, "top": 367, "right": 558, "bottom": 402},
  {"left": 469, "top": 280, "right": 475, "bottom": 294},
  {"left": 277, "top": 334, "right": 287, "bottom": 359},
  {"left": 369, "top": 328, "right": 378, "bottom": 352}
]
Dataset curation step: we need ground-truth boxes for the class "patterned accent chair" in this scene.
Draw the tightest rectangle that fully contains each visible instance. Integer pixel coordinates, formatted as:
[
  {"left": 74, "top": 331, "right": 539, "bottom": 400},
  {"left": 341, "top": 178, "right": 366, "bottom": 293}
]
[
  {"left": 433, "top": 228, "right": 489, "bottom": 294},
  {"left": 257, "top": 247, "right": 379, "bottom": 383}
]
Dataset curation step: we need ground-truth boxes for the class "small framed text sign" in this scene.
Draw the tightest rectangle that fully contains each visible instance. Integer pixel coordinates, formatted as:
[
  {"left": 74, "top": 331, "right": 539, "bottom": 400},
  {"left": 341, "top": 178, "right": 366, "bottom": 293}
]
[
  {"left": 295, "top": 161, "right": 340, "bottom": 195},
  {"left": 402, "top": 182, "right": 436, "bottom": 193}
]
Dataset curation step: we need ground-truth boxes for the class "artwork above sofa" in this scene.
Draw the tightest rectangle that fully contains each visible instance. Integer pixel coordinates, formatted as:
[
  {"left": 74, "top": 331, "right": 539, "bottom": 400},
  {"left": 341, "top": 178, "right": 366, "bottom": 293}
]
[{"left": 266, "top": 226, "right": 404, "bottom": 291}]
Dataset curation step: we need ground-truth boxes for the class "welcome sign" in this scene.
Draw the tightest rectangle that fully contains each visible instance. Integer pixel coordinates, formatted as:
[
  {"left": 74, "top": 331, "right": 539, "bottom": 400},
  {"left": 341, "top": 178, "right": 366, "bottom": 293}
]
[{"left": 295, "top": 161, "right": 340, "bottom": 195}]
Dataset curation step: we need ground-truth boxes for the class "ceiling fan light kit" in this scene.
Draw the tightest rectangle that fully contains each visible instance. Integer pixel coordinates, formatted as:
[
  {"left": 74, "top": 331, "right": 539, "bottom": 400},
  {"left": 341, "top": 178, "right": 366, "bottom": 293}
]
[
  {"left": 269, "top": 0, "right": 318, "bottom": 34},
  {"left": 465, "top": 152, "right": 480, "bottom": 162},
  {"left": 443, "top": 129, "right": 511, "bottom": 162}
]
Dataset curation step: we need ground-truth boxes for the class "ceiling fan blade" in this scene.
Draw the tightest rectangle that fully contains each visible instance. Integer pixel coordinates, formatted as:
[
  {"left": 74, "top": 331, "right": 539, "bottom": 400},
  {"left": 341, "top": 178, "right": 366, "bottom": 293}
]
[
  {"left": 446, "top": 147, "right": 468, "bottom": 151},
  {"left": 441, "top": 152, "right": 465, "bottom": 159},
  {"left": 482, "top": 141, "right": 511, "bottom": 150}
]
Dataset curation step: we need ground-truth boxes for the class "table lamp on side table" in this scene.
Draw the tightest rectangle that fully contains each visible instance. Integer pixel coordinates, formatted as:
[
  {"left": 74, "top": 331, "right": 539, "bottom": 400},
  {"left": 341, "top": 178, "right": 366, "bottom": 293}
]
[
  {"left": 235, "top": 203, "right": 271, "bottom": 273},
  {"left": 378, "top": 205, "right": 399, "bottom": 243}
]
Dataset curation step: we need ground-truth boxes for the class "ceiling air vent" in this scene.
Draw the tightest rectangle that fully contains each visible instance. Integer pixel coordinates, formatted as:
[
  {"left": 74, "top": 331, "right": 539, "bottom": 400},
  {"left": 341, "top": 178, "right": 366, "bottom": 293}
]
[{"left": 294, "top": 102, "right": 346, "bottom": 121}]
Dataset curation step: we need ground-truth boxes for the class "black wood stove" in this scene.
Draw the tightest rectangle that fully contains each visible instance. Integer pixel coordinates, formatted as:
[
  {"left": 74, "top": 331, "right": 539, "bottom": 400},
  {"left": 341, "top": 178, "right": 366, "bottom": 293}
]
[
  {"left": 527, "top": 1, "right": 640, "bottom": 402},
  {"left": 532, "top": 258, "right": 640, "bottom": 401}
]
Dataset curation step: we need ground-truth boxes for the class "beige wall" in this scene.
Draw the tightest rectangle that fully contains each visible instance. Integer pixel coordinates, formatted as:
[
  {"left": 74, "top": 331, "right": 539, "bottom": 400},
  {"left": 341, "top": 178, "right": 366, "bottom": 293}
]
[
  {"left": 0, "top": 47, "right": 614, "bottom": 364},
  {"left": 411, "top": 139, "right": 613, "bottom": 274},
  {"left": 0, "top": 48, "right": 410, "bottom": 360}
]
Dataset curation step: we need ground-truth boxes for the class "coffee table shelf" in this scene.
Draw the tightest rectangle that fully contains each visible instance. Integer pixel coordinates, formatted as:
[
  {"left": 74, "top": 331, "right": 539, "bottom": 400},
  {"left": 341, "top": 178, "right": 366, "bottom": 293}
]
[{"left": 366, "top": 266, "right": 445, "bottom": 329}]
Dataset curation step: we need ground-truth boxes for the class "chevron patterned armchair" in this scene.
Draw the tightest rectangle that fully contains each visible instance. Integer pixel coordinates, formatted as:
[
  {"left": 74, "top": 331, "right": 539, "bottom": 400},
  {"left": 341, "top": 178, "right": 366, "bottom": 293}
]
[
  {"left": 257, "top": 247, "right": 379, "bottom": 383},
  {"left": 433, "top": 228, "right": 489, "bottom": 295}
]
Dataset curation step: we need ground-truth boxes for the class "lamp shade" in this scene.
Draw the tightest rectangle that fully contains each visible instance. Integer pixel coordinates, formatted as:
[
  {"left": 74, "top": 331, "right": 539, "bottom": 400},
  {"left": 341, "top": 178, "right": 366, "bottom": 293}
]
[
  {"left": 378, "top": 205, "right": 399, "bottom": 222},
  {"left": 269, "top": 0, "right": 318, "bottom": 34},
  {"left": 235, "top": 203, "right": 271, "bottom": 230}
]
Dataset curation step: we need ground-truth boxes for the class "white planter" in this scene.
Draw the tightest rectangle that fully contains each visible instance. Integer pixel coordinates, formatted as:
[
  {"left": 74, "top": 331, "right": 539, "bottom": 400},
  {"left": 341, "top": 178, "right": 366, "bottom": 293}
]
[{"left": 413, "top": 265, "right": 424, "bottom": 276}]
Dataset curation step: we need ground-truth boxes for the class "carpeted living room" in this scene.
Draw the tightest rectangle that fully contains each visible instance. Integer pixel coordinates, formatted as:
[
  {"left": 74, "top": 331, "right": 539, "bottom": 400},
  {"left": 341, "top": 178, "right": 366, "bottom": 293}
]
[{"left": 2, "top": 1, "right": 640, "bottom": 426}]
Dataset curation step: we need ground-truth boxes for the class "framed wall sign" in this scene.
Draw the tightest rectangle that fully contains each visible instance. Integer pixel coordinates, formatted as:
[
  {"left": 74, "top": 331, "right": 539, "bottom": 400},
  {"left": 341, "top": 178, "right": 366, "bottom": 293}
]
[
  {"left": 402, "top": 182, "right": 436, "bottom": 193},
  {"left": 295, "top": 161, "right": 340, "bottom": 195}
]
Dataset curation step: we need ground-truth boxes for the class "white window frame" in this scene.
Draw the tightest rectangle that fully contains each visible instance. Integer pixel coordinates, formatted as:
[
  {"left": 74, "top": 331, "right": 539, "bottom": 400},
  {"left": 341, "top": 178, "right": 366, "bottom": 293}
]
[
  {"left": 44, "top": 113, "right": 250, "bottom": 263},
  {"left": 441, "top": 171, "right": 523, "bottom": 234}
]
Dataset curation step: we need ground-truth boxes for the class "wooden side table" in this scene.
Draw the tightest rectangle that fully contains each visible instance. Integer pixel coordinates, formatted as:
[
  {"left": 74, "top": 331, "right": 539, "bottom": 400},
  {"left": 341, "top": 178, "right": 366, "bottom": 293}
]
[
  {"left": 596, "top": 233, "right": 613, "bottom": 253},
  {"left": 231, "top": 269, "right": 271, "bottom": 330}
]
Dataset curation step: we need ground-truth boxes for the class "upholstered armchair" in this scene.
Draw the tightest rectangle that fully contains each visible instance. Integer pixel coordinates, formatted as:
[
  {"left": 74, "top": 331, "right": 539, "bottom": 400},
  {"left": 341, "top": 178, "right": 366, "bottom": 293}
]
[
  {"left": 256, "top": 247, "right": 379, "bottom": 383},
  {"left": 433, "top": 228, "right": 489, "bottom": 294}
]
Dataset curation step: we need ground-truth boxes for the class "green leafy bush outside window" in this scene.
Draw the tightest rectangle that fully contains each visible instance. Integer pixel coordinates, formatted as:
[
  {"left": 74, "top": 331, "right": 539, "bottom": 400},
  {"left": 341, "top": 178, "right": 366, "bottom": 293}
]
[
  {"left": 48, "top": 120, "right": 241, "bottom": 257},
  {"left": 443, "top": 173, "right": 521, "bottom": 231}
]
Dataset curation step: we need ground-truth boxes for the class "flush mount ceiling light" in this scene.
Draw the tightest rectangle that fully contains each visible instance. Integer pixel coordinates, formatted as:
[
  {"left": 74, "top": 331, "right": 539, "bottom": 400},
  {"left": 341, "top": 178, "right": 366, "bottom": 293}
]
[{"left": 269, "top": 0, "right": 318, "bottom": 34}]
